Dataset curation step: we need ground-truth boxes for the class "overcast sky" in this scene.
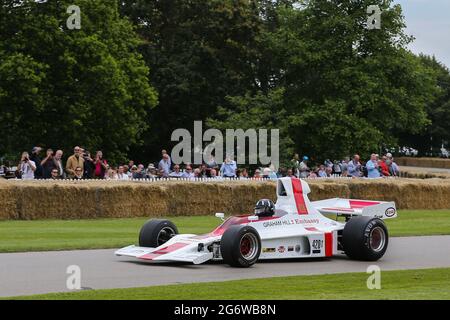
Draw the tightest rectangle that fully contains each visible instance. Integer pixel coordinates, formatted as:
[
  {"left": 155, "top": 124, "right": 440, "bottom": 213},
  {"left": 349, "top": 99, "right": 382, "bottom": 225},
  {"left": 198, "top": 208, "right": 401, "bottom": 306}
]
[{"left": 395, "top": 0, "right": 450, "bottom": 68}]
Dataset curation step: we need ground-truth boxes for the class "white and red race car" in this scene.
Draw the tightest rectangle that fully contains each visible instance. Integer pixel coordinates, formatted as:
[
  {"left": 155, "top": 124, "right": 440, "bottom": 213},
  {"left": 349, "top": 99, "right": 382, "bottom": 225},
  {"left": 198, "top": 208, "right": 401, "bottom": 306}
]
[{"left": 116, "top": 177, "right": 397, "bottom": 267}]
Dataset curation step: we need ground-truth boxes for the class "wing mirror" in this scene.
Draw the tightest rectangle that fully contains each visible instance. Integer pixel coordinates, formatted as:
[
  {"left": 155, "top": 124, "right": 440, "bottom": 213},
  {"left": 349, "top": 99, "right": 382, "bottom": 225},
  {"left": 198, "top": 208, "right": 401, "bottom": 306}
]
[
  {"left": 248, "top": 215, "right": 259, "bottom": 221},
  {"left": 215, "top": 212, "right": 225, "bottom": 221}
]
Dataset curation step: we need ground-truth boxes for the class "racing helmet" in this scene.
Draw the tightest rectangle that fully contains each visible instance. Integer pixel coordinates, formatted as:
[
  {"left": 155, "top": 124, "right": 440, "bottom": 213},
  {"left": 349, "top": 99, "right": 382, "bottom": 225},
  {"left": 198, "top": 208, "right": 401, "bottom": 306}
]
[{"left": 254, "top": 199, "right": 275, "bottom": 217}]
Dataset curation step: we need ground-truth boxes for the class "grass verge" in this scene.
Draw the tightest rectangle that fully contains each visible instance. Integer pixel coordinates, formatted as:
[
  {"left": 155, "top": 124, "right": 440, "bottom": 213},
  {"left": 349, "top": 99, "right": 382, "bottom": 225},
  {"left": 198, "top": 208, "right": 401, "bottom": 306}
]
[
  {"left": 0, "top": 210, "right": 449, "bottom": 253},
  {"left": 7, "top": 268, "right": 450, "bottom": 300}
]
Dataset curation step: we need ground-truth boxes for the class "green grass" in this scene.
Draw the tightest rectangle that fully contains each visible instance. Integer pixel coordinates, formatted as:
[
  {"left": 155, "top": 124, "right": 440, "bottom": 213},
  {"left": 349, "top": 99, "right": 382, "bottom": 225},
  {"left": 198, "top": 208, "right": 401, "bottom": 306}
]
[
  {"left": 7, "top": 268, "right": 450, "bottom": 300},
  {"left": 0, "top": 210, "right": 449, "bottom": 253}
]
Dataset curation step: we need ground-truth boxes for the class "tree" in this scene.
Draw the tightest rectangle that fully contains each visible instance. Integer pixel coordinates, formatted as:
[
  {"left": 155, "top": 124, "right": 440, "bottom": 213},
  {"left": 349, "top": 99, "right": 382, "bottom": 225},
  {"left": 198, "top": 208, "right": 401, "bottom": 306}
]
[
  {"left": 119, "top": 0, "right": 263, "bottom": 162},
  {"left": 0, "top": 0, "right": 157, "bottom": 162},
  {"left": 399, "top": 55, "right": 450, "bottom": 154},
  {"left": 209, "top": 0, "right": 440, "bottom": 162}
]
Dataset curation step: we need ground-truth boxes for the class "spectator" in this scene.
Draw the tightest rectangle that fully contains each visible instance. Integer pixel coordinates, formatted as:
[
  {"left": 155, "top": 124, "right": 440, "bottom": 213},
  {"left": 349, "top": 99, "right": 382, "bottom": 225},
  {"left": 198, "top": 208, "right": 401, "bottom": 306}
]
[
  {"left": 199, "top": 164, "right": 208, "bottom": 178},
  {"left": 169, "top": 164, "right": 183, "bottom": 178},
  {"left": 332, "top": 160, "right": 342, "bottom": 176},
  {"left": 324, "top": 159, "right": 333, "bottom": 169},
  {"left": 106, "top": 167, "right": 117, "bottom": 180},
  {"left": 318, "top": 165, "right": 327, "bottom": 178},
  {"left": 341, "top": 158, "right": 349, "bottom": 177},
  {"left": 182, "top": 165, "right": 194, "bottom": 178},
  {"left": 158, "top": 153, "right": 171, "bottom": 178},
  {"left": 161, "top": 149, "right": 172, "bottom": 169},
  {"left": 286, "top": 168, "right": 295, "bottom": 177},
  {"left": 379, "top": 156, "right": 390, "bottom": 177},
  {"left": 277, "top": 167, "right": 287, "bottom": 178},
  {"left": 366, "top": 154, "right": 381, "bottom": 178},
  {"left": 41, "top": 148, "right": 57, "bottom": 179},
  {"left": 50, "top": 168, "right": 61, "bottom": 180},
  {"left": 210, "top": 168, "right": 222, "bottom": 179},
  {"left": 348, "top": 154, "right": 362, "bottom": 178},
  {"left": 239, "top": 168, "right": 249, "bottom": 179},
  {"left": 29, "top": 147, "right": 43, "bottom": 179},
  {"left": 309, "top": 170, "right": 318, "bottom": 179},
  {"left": 206, "top": 154, "right": 218, "bottom": 169},
  {"left": 82, "top": 150, "right": 94, "bottom": 179},
  {"left": 220, "top": 157, "right": 237, "bottom": 178},
  {"left": 130, "top": 165, "right": 138, "bottom": 178},
  {"left": 263, "top": 167, "right": 277, "bottom": 179},
  {"left": 133, "top": 164, "right": 146, "bottom": 179},
  {"left": 54, "top": 150, "right": 65, "bottom": 179},
  {"left": 18, "top": 152, "right": 36, "bottom": 180},
  {"left": 291, "top": 153, "right": 301, "bottom": 178},
  {"left": 66, "top": 146, "right": 84, "bottom": 179},
  {"left": 387, "top": 156, "right": 400, "bottom": 177},
  {"left": 254, "top": 169, "right": 262, "bottom": 179},
  {"left": 146, "top": 164, "right": 158, "bottom": 178},
  {"left": 299, "top": 156, "right": 310, "bottom": 178},
  {"left": 74, "top": 167, "right": 84, "bottom": 180},
  {"left": 325, "top": 166, "right": 333, "bottom": 177},
  {"left": 116, "top": 166, "right": 129, "bottom": 180},
  {"left": 194, "top": 168, "right": 202, "bottom": 178},
  {"left": 94, "top": 151, "right": 108, "bottom": 179}
]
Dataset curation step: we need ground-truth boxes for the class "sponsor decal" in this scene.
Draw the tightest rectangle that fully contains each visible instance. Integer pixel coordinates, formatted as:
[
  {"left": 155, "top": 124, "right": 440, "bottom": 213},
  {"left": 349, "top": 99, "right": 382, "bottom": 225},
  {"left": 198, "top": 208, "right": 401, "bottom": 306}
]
[
  {"left": 312, "top": 249, "right": 321, "bottom": 254},
  {"left": 295, "top": 245, "right": 301, "bottom": 252},
  {"left": 263, "top": 218, "right": 320, "bottom": 228},
  {"left": 263, "top": 248, "right": 276, "bottom": 253},
  {"left": 278, "top": 246, "right": 286, "bottom": 253},
  {"left": 288, "top": 246, "right": 294, "bottom": 252},
  {"left": 385, "top": 207, "right": 396, "bottom": 218}
]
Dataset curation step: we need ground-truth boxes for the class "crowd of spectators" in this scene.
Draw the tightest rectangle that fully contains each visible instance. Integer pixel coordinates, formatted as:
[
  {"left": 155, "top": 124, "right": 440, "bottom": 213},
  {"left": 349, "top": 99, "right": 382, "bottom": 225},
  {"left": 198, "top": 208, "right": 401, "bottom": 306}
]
[
  {"left": 0, "top": 146, "right": 400, "bottom": 181},
  {"left": 288, "top": 153, "right": 400, "bottom": 179}
]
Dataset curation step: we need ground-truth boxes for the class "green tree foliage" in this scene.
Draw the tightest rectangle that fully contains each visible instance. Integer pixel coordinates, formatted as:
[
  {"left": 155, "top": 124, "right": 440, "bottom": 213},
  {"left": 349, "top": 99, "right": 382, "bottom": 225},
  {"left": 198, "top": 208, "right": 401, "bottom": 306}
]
[
  {"left": 399, "top": 54, "right": 450, "bottom": 154},
  {"left": 119, "top": 0, "right": 263, "bottom": 161},
  {"left": 0, "top": 0, "right": 157, "bottom": 162},
  {"left": 209, "top": 0, "right": 440, "bottom": 162}
]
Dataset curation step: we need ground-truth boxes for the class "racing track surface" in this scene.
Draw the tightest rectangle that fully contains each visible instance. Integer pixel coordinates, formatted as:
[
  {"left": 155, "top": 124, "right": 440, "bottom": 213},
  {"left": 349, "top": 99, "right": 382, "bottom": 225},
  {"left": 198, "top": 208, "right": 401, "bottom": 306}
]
[{"left": 1, "top": 235, "right": 450, "bottom": 297}]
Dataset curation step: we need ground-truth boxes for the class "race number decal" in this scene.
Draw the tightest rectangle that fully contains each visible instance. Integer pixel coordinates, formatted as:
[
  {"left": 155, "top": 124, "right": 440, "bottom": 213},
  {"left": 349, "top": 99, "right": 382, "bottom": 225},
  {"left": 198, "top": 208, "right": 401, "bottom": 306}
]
[{"left": 312, "top": 240, "right": 323, "bottom": 250}]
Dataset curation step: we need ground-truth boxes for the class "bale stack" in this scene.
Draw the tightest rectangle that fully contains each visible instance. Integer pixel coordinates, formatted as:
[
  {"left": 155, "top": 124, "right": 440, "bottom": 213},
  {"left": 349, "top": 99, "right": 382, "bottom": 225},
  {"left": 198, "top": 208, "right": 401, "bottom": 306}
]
[
  {"left": 0, "top": 178, "right": 449, "bottom": 220},
  {"left": 396, "top": 157, "right": 450, "bottom": 169}
]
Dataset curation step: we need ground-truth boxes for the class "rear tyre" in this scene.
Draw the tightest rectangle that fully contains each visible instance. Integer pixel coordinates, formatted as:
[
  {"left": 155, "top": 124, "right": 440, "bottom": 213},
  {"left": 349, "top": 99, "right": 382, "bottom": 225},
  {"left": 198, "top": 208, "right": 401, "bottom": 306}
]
[
  {"left": 343, "top": 216, "right": 388, "bottom": 261},
  {"left": 220, "top": 225, "right": 261, "bottom": 267},
  {"left": 138, "top": 219, "right": 178, "bottom": 248}
]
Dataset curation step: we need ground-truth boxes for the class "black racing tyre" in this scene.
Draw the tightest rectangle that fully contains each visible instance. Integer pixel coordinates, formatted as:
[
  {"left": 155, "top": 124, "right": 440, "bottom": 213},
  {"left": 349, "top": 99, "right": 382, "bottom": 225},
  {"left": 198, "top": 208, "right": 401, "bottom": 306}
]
[
  {"left": 343, "top": 216, "right": 389, "bottom": 261},
  {"left": 138, "top": 219, "right": 178, "bottom": 248},
  {"left": 220, "top": 225, "right": 261, "bottom": 268}
]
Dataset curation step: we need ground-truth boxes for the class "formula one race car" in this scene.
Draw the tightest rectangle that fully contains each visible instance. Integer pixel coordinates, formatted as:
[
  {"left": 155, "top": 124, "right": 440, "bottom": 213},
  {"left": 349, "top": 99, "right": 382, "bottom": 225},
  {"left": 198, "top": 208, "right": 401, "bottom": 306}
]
[{"left": 116, "top": 177, "right": 397, "bottom": 267}]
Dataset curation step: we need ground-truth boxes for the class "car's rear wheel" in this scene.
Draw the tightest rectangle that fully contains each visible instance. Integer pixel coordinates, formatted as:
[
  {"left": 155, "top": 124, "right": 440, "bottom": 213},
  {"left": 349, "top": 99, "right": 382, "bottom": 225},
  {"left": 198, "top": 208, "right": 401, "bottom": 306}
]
[
  {"left": 220, "top": 225, "right": 261, "bottom": 267},
  {"left": 138, "top": 219, "right": 178, "bottom": 248},
  {"left": 342, "top": 216, "right": 389, "bottom": 261}
]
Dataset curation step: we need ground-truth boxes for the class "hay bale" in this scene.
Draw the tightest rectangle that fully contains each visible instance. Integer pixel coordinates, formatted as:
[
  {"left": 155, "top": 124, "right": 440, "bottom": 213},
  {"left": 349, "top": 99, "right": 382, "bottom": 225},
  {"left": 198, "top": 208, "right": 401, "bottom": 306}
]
[
  {"left": 0, "top": 178, "right": 449, "bottom": 220},
  {"left": 396, "top": 157, "right": 450, "bottom": 169}
]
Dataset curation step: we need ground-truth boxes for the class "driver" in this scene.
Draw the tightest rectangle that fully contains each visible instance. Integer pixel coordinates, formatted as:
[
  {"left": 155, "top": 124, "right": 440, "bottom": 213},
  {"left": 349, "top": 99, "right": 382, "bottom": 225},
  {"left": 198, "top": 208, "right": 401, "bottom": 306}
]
[{"left": 254, "top": 199, "right": 275, "bottom": 217}]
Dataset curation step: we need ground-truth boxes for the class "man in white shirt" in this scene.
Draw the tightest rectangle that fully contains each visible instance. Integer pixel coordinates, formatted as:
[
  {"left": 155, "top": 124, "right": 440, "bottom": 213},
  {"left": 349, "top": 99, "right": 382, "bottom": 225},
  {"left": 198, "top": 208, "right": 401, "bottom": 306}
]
[
  {"left": 18, "top": 152, "right": 36, "bottom": 180},
  {"left": 169, "top": 164, "right": 183, "bottom": 178},
  {"left": 116, "top": 166, "right": 129, "bottom": 180}
]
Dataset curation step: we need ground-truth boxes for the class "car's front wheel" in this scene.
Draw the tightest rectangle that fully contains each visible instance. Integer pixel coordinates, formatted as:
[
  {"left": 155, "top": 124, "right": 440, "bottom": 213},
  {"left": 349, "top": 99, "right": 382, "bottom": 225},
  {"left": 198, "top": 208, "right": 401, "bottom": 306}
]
[
  {"left": 342, "top": 216, "right": 389, "bottom": 261},
  {"left": 220, "top": 225, "right": 261, "bottom": 267},
  {"left": 138, "top": 219, "right": 178, "bottom": 248}
]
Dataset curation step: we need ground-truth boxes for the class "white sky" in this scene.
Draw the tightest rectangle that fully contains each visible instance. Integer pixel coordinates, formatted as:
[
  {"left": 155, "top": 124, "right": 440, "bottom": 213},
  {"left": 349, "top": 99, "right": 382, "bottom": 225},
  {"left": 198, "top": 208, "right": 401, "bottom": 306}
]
[{"left": 395, "top": 0, "right": 450, "bottom": 68}]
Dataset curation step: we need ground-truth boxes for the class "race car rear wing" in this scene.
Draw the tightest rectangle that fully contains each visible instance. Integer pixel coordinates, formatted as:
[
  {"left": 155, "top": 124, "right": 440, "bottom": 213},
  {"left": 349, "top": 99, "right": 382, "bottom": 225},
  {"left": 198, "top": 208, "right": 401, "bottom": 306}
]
[{"left": 311, "top": 198, "right": 397, "bottom": 219}]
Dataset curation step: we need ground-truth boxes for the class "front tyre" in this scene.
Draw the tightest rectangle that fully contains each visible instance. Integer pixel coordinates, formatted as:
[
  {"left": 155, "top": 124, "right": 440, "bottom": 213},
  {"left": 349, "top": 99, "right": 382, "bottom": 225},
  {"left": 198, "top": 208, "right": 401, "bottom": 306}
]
[
  {"left": 138, "top": 219, "right": 178, "bottom": 248},
  {"left": 343, "top": 217, "right": 389, "bottom": 261},
  {"left": 220, "top": 225, "right": 261, "bottom": 267}
]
